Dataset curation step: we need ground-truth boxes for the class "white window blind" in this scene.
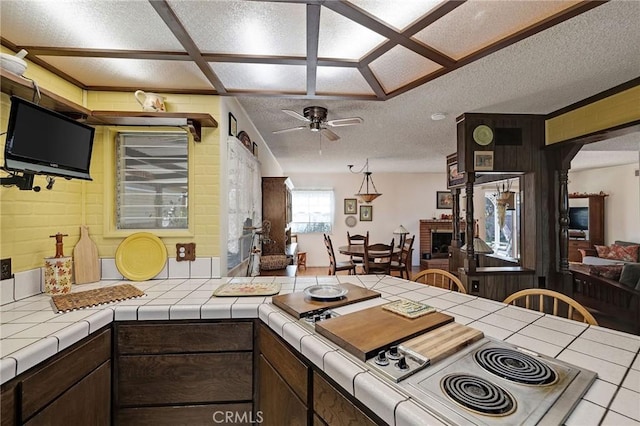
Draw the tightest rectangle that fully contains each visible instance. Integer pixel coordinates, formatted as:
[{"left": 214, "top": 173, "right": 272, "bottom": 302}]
[
  {"left": 291, "top": 189, "right": 334, "bottom": 234},
  {"left": 116, "top": 132, "right": 188, "bottom": 230}
]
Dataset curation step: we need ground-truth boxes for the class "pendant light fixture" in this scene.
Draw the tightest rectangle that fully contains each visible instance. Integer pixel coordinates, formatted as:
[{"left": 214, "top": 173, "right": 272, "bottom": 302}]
[{"left": 348, "top": 158, "right": 381, "bottom": 203}]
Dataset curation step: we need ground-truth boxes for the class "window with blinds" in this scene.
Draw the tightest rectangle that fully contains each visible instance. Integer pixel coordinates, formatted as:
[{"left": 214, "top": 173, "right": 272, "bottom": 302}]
[
  {"left": 291, "top": 189, "right": 334, "bottom": 234},
  {"left": 116, "top": 132, "right": 188, "bottom": 230}
]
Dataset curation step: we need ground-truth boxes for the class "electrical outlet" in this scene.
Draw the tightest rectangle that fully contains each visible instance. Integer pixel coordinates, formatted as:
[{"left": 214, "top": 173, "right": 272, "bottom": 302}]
[
  {"left": 1, "top": 258, "right": 12, "bottom": 280},
  {"left": 176, "top": 243, "right": 196, "bottom": 262},
  {"left": 471, "top": 280, "right": 480, "bottom": 293}
]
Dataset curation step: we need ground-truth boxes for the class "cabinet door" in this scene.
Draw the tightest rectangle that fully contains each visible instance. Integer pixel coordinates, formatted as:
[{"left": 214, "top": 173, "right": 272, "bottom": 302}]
[
  {"left": 258, "top": 355, "right": 308, "bottom": 426},
  {"left": 24, "top": 361, "right": 111, "bottom": 426},
  {"left": 313, "top": 372, "right": 377, "bottom": 426},
  {"left": 117, "top": 402, "right": 253, "bottom": 425},
  {"left": 118, "top": 352, "right": 253, "bottom": 405}
]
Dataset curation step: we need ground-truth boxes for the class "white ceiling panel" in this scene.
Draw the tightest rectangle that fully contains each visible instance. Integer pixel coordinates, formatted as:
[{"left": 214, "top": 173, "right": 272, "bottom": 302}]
[
  {"left": 210, "top": 63, "right": 306, "bottom": 92},
  {"left": 168, "top": 0, "right": 307, "bottom": 56},
  {"left": 414, "top": 0, "right": 581, "bottom": 60},
  {"left": 318, "top": 7, "right": 387, "bottom": 60},
  {"left": 348, "top": 0, "right": 443, "bottom": 31},
  {"left": 370, "top": 45, "right": 442, "bottom": 93},
  {"left": 0, "top": 0, "right": 183, "bottom": 51},
  {"left": 316, "top": 67, "right": 374, "bottom": 96},
  {"left": 38, "top": 56, "right": 213, "bottom": 90}
]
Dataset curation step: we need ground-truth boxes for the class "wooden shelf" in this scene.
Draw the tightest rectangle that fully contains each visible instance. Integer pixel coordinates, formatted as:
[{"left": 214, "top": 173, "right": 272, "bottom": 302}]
[
  {"left": 0, "top": 69, "right": 91, "bottom": 117},
  {"left": 87, "top": 111, "right": 218, "bottom": 142},
  {"left": 1, "top": 69, "right": 218, "bottom": 142}
]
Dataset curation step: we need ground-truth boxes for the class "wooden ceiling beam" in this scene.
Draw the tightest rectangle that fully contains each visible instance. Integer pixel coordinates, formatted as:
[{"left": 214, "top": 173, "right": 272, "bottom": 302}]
[
  {"left": 306, "top": 3, "right": 321, "bottom": 96},
  {"left": 148, "top": 0, "right": 226, "bottom": 94}
]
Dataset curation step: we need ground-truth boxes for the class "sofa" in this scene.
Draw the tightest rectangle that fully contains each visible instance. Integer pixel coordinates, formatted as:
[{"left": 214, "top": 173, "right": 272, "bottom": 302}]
[{"left": 572, "top": 240, "right": 640, "bottom": 334}]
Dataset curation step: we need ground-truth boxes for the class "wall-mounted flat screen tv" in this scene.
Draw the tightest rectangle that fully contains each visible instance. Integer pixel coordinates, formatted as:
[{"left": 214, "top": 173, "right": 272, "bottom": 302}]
[
  {"left": 569, "top": 206, "right": 589, "bottom": 231},
  {"left": 3, "top": 96, "right": 94, "bottom": 180}
]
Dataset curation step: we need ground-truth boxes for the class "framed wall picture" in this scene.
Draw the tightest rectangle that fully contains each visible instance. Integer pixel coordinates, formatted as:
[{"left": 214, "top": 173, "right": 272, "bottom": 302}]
[
  {"left": 436, "top": 191, "right": 453, "bottom": 209},
  {"left": 474, "top": 151, "right": 494, "bottom": 171},
  {"left": 344, "top": 198, "right": 357, "bottom": 214},
  {"left": 360, "top": 205, "right": 372, "bottom": 221},
  {"left": 252, "top": 142, "right": 258, "bottom": 158},
  {"left": 228, "top": 112, "right": 237, "bottom": 137},
  {"left": 447, "top": 156, "right": 465, "bottom": 188}
]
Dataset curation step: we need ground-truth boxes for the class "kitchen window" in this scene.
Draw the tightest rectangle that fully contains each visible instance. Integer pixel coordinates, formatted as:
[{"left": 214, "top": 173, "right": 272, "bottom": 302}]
[
  {"left": 291, "top": 189, "right": 334, "bottom": 234},
  {"left": 116, "top": 132, "right": 189, "bottom": 230}
]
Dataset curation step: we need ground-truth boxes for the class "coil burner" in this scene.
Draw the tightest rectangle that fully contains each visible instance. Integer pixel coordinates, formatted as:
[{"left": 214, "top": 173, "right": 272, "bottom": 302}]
[
  {"left": 440, "top": 374, "right": 516, "bottom": 416},
  {"left": 474, "top": 347, "right": 558, "bottom": 386}
]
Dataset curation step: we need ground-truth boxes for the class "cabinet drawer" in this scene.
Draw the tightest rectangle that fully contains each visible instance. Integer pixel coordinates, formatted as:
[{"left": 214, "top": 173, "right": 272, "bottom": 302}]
[
  {"left": 117, "top": 321, "right": 253, "bottom": 354},
  {"left": 313, "top": 372, "right": 377, "bottom": 426},
  {"left": 24, "top": 361, "right": 110, "bottom": 426},
  {"left": 117, "top": 402, "right": 253, "bottom": 425},
  {"left": 118, "top": 352, "right": 253, "bottom": 405},
  {"left": 21, "top": 328, "right": 111, "bottom": 419},
  {"left": 259, "top": 324, "right": 308, "bottom": 402}
]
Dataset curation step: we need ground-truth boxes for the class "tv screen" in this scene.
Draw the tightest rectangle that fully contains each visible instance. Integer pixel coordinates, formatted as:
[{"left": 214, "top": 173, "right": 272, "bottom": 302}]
[
  {"left": 569, "top": 207, "right": 589, "bottom": 231},
  {"left": 3, "top": 96, "right": 94, "bottom": 180}
]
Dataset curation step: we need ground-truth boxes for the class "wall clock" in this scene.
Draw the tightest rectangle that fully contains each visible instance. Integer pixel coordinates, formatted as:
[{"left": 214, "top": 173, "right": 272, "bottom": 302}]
[{"left": 473, "top": 125, "right": 494, "bottom": 146}]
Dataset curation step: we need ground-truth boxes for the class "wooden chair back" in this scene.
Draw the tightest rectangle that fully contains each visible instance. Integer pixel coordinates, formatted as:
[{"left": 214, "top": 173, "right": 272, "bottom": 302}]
[
  {"left": 363, "top": 239, "right": 394, "bottom": 275},
  {"left": 503, "top": 289, "right": 598, "bottom": 325},
  {"left": 412, "top": 268, "right": 467, "bottom": 293},
  {"left": 391, "top": 236, "right": 414, "bottom": 279},
  {"left": 324, "top": 234, "right": 355, "bottom": 275},
  {"left": 347, "top": 231, "right": 369, "bottom": 246}
]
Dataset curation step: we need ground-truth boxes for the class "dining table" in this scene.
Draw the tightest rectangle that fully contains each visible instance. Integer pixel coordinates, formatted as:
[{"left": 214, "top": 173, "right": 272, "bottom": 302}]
[{"left": 338, "top": 244, "right": 400, "bottom": 259}]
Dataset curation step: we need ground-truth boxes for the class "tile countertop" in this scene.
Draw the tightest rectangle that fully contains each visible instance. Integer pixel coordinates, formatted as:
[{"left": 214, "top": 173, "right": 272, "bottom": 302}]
[{"left": 1, "top": 275, "right": 639, "bottom": 425}]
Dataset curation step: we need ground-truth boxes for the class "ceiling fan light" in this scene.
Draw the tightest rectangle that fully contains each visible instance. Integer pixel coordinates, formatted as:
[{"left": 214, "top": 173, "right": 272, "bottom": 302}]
[{"left": 310, "top": 122, "right": 321, "bottom": 131}]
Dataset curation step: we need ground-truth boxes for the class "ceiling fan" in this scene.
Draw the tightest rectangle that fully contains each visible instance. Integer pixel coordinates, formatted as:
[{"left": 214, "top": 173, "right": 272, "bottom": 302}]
[{"left": 272, "top": 106, "right": 363, "bottom": 141}]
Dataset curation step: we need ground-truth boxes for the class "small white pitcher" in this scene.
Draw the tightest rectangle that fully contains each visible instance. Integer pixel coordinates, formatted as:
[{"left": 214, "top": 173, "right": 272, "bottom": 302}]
[{"left": 134, "top": 90, "right": 166, "bottom": 112}]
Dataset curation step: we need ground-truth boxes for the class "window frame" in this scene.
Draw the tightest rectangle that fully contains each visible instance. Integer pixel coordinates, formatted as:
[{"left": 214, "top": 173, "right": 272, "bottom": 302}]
[
  {"left": 290, "top": 188, "right": 335, "bottom": 234},
  {"left": 103, "top": 126, "right": 194, "bottom": 238}
]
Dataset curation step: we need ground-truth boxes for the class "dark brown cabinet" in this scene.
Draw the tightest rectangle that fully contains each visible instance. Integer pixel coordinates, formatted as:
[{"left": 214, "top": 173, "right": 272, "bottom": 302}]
[
  {"left": 257, "top": 324, "right": 309, "bottom": 425},
  {"left": 256, "top": 323, "right": 383, "bottom": 426},
  {"left": 0, "top": 328, "right": 111, "bottom": 426},
  {"left": 262, "top": 177, "right": 293, "bottom": 256},
  {"left": 113, "top": 321, "right": 254, "bottom": 424}
]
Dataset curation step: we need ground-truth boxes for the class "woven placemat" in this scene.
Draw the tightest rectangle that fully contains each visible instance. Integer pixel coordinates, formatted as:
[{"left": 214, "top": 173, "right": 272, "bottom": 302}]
[
  {"left": 51, "top": 284, "right": 145, "bottom": 313},
  {"left": 212, "top": 282, "right": 281, "bottom": 297}
]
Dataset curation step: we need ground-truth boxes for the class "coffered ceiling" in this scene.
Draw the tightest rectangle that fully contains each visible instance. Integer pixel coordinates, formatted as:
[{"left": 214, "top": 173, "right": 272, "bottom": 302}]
[{"left": 1, "top": 0, "right": 639, "bottom": 173}]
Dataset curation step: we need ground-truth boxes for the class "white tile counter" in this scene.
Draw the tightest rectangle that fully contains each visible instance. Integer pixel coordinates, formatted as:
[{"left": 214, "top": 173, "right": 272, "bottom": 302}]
[{"left": 1, "top": 274, "right": 638, "bottom": 425}]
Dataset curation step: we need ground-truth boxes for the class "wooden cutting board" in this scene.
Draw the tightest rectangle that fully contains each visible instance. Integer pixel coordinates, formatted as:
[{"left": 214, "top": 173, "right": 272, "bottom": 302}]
[
  {"left": 400, "top": 322, "right": 485, "bottom": 364},
  {"left": 315, "top": 306, "right": 454, "bottom": 361},
  {"left": 73, "top": 226, "right": 100, "bottom": 284},
  {"left": 272, "top": 283, "right": 380, "bottom": 318}
]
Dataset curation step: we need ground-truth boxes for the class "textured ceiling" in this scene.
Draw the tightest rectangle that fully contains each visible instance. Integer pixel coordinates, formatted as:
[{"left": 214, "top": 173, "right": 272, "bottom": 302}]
[{"left": 0, "top": 0, "right": 638, "bottom": 174}]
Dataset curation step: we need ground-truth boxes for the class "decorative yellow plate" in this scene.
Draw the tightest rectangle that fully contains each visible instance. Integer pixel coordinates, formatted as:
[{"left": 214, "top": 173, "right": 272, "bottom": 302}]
[
  {"left": 473, "top": 125, "right": 494, "bottom": 146},
  {"left": 115, "top": 232, "right": 167, "bottom": 281}
]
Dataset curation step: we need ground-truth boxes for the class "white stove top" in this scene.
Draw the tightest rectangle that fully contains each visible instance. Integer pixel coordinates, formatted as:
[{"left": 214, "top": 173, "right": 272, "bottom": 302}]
[{"left": 399, "top": 338, "right": 597, "bottom": 425}]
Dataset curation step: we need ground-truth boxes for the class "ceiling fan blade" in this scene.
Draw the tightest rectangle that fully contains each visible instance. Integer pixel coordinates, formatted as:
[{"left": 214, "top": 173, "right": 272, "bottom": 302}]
[
  {"left": 326, "top": 117, "right": 363, "bottom": 127},
  {"left": 273, "top": 125, "right": 307, "bottom": 134},
  {"left": 321, "top": 128, "right": 340, "bottom": 141},
  {"left": 282, "top": 109, "right": 309, "bottom": 122}
]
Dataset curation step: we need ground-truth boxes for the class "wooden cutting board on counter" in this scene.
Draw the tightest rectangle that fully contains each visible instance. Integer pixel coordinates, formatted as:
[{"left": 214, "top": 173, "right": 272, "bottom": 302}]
[
  {"left": 400, "top": 322, "right": 485, "bottom": 364},
  {"left": 272, "top": 283, "right": 380, "bottom": 318},
  {"left": 315, "top": 306, "right": 454, "bottom": 361},
  {"left": 73, "top": 225, "right": 100, "bottom": 284}
]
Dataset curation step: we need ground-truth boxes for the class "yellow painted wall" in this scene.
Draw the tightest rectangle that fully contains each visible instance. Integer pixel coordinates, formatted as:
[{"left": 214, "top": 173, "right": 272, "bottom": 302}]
[
  {"left": 546, "top": 85, "right": 640, "bottom": 144},
  {"left": 0, "top": 55, "right": 222, "bottom": 273}
]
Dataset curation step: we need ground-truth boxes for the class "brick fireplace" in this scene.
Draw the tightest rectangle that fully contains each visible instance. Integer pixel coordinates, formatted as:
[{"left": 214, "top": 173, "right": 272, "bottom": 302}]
[{"left": 419, "top": 219, "right": 466, "bottom": 260}]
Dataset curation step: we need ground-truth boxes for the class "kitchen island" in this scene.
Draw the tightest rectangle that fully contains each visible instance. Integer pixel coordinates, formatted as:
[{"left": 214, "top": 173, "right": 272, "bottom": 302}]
[{"left": 1, "top": 275, "right": 638, "bottom": 425}]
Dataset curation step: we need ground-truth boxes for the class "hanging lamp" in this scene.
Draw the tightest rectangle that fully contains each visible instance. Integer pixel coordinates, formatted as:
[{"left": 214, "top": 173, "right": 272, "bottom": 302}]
[{"left": 348, "top": 158, "right": 381, "bottom": 203}]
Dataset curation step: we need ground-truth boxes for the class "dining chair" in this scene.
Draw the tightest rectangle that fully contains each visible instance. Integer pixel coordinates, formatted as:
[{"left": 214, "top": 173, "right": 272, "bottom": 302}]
[
  {"left": 390, "top": 236, "right": 414, "bottom": 279},
  {"left": 363, "top": 239, "right": 394, "bottom": 275},
  {"left": 323, "top": 234, "right": 356, "bottom": 275},
  {"left": 412, "top": 269, "right": 467, "bottom": 293},
  {"left": 503, "top": 288, "right": 598, "bottom": 325},
  {"left": 347, "top": 231, "right": 369, "bottom": 273}
]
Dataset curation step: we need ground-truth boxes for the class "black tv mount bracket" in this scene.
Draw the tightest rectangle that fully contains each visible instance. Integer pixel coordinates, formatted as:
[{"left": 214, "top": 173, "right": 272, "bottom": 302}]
[{"left": 0, "top": 171, "right": 56, "bottom": 191}]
